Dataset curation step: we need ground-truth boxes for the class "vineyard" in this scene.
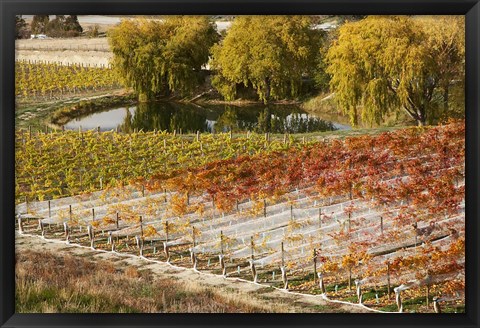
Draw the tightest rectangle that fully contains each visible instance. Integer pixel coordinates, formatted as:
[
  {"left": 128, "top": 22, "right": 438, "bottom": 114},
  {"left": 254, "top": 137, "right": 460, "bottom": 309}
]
[
  {"left": 15, "top": 60, "right": 121, "bottom": 100},
  {"left": 15, "top": 120, "right": 465, "bottom": 313},
  {"left": 16, "top": 130, "right": 308, "bottom": 202}
]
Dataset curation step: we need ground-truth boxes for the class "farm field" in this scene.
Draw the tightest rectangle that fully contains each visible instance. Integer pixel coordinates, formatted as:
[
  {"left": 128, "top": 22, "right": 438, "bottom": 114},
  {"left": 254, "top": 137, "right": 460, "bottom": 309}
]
[
  {"left": 15, "top": 120, "right": 465, "bottom": 313},
  {"left": 15, "top": 38, "right": 113, "bottom": 68}
]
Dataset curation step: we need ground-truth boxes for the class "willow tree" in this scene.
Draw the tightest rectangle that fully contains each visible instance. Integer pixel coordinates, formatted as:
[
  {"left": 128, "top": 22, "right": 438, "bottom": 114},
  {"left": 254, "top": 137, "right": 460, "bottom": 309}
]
[
  {"left": 326, "top": 16, "right": 464, "bottom": 126},
  {"left": 108, "top": 16, "right": 219, "bottom": 101},
  {"left": 420, "top": 16, "right": 465, "bottom": 120},
  {"left": 210, "top": 16, "right": 322, "bottom": 103}
]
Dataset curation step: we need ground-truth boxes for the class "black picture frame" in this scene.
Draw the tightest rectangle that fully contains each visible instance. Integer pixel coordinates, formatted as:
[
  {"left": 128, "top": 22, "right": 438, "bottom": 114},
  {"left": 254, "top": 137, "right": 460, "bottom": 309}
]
[{"left": 1, "top": 1, "right": 478, "bottom": 327}]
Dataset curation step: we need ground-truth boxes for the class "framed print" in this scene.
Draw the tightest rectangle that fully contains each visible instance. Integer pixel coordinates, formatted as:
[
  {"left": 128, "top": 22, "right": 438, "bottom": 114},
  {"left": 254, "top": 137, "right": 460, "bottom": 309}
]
[{"left": 1, "top": 0, "right": 479, "bottom": 327}]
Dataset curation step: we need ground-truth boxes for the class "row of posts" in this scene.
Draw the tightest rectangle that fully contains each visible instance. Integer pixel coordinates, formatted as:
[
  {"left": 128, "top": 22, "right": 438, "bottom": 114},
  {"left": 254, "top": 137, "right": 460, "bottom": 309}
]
[
  {"left": 18, "top": 186, "right": 437, "bottom": 313},
  {"left": 22, "top": 125, "right": 314, "bottom": 146},
  {"left": 21, "top": 212, "right": 440, "bottom": 313}
]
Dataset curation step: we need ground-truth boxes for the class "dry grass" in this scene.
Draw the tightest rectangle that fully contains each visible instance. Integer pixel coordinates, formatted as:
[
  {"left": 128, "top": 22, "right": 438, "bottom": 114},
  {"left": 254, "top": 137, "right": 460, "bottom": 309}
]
[{"left": 15, "top": 250, "right": 279, "bottom": 313}]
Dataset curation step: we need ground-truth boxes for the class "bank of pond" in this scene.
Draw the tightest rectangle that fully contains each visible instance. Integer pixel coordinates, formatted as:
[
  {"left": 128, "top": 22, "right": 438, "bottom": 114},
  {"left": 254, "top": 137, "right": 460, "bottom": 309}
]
[{"left": 62, "top": 101, "right": 350, "bottom": 134}]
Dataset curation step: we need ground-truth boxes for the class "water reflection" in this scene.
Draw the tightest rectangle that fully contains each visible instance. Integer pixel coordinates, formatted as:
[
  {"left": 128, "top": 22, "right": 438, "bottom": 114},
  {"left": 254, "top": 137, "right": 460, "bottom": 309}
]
[
  {"left": 65, "top": 101, "right": 348, "bottom": 133},
  {"left": 254, "top": 107, "right": 337, "bottom": 134},
  {"left": 119, "top": 102, "right": 209, "bottom": 133}
]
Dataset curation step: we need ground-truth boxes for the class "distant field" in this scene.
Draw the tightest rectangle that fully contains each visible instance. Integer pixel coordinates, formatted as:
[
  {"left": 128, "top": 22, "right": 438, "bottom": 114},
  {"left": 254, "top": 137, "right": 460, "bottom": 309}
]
[{"left": 15, "top": 38, "right": 112, "bottom": 67}]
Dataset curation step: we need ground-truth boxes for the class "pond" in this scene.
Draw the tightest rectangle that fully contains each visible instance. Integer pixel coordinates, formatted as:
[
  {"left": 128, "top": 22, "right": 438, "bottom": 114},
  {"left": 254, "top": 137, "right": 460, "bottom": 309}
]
[{"left": 63, "top": 102, "right": 351, "bottom": 134}]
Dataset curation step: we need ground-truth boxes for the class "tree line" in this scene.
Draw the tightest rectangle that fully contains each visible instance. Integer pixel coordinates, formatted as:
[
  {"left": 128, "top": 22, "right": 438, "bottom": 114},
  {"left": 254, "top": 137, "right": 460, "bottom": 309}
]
[
  {"left": 16, "top": 15, "right": 83, "bottom": 38},
  {"left": 108, "top": 15, "right": 463, "bottom": 126}
]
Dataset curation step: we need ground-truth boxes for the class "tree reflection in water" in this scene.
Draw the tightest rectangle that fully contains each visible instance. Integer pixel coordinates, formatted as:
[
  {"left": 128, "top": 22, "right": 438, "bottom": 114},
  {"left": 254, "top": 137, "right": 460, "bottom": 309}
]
[
  {"left": 119, "top": 102, "right": 209, "bottom": 133},
  {"left": 114, "top": 102, "right": 338, "bottom": 134}
]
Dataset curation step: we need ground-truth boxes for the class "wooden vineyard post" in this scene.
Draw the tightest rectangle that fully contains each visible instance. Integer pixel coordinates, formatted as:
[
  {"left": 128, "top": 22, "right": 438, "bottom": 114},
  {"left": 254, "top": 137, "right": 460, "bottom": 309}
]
[
  {"left": 348, "top": 212, "right": 351, "bottom": 233},
  {"left": 425, "top": 272, "right": 432, "bottom": 308},
  {"left": 196, "top": 130, "right": 200, "bottom": 142},
  {"left": 426, "top": 284, "right": 430, "bottom": 308},
  {"left": 164, "top": 220, "right": 170, "bottom": 262},
  {"left": 111, "top": 235, "right": 116, "bottom": 252},
  {"left": 250, "top": 236, "right": 257, "bottom": 283},
  {"left": 69, "top": 205, "right": 72, "bottom": 221},
  {"left": 380, "top": 216, "right": 384, "bottom": 235},
  {"left": 164, "top": 189, "right": 167, "bottom": 203},
  {"left": 313, "top": 248, "right": 317, "bottom": 284},
  {"left": 48, "top": 200, "right": 51, "bottom": 218},
  {"left": 92, "top": 208, "right": 95, "bottom": 222},
  {"left": 414, "top": 226, "right": 418, "bottom": 253},
  {"left": 318, "top": 208, "right": 322, "bottom": 228},
  {"left": 348, "top": 267, "right": 352, "bottom": 290},
  {"left": 142, "top": 185, "right": 145, "bottom": 197},
  {"left": 17, "top": 215, "right": 24, "bottom": 234},
  {"left": 302, "top": 136, "right": 305, "bottom": 145},
  {"left": 220, "top": 231, "right": 224, "bottom": 256},
  {"left": 107, "top": 231, "right": 113, "bottom": 245},
  {"left": 190, "top": 226, "right": 197, "bottom": 269},
  {"left": 219, "top": 231, "right": 226, "bottom": 277},
  {"left": 88, "top": 225, "right": 95, "bottom": 249},
  {"left": 290, "top": 205, "right": 293, "bottom": 220},
  {"left": 318, "top": 272, "right": 326, "bottom": 294},
  {"left": 192, "top": 226, "right": 196, "bottom": 249},
  {"left": 263, "top": 199, "right": 267, "bottom": 217},
  {"left": 281, "top": 241, "right": 288, "bottom": 289},
  {"left": 90, "top": 235, "right": 96, "bottom": 249},
  {"left": 25, "top": 196, "right": 28, "bottom": 214},
  {"left": 39, "top": 219, "right": 45, "bottom": 237},
  {"left": 236, "top": 199, "right": 239, "bottom": 212},
  {"left": 355, "top": 279, "right": 363, "bottom": 304},
  {"left": 349, "top": 161, "right": 353, "bottom": 200},
  {"left": 394, "top": 287, "right": 403, "bottom": 313},
  {"left": 139, "top": 215, "right": 143, "bottom": 239},
  {"left": 433, "top": 297, "right": 442, "bottom": 313},
  {"left": 63, "top": 222, "right": 69, "bottom": 243},
  {"left": 139, "top": 238, "right": 144, "bottom": 257},
  {"left": 229, "top": 130, "right": 233, "bottom": 140},
  {"left": 387, "top": 261, "right": 391, "bottom": 300},
  {"left": 116, "top": 212, "right": 119, "bottom": 229}
]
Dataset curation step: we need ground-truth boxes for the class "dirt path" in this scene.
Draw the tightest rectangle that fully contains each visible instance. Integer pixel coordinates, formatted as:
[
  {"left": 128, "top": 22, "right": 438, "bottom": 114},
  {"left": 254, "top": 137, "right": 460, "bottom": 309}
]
[{"left": 15, "top": 232, "right": 379, "bottom": 313}]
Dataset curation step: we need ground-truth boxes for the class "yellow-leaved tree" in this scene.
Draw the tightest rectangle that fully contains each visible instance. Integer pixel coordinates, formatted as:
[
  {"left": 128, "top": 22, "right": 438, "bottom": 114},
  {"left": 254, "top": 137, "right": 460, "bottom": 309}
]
[
  {"left": 326, "top": 15, "right": 464, "bottom": 127},
  {"left": 108, "top": 16, "right": 219, "bottom": 101},
  {"left": 210, "top": 16, "right": 323, "bottom": 103}
]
